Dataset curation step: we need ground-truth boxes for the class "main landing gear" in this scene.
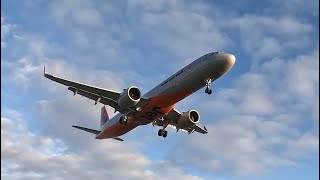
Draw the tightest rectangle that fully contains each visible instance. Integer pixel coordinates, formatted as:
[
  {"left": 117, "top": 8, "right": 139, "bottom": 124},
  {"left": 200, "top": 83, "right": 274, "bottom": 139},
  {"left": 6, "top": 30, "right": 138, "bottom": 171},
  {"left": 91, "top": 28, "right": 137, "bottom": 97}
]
[
  {"left": 119, "top": 116, "right": 128, "bottom": 125},
  {"left": 205, "top": 79, "right": 212, "bottom": 95},
  {"left": 158, "top": 118, "right": 168, "bottom": 138},
  {"left": 158, "top": 129, "right": 168, "bottom": 137}
]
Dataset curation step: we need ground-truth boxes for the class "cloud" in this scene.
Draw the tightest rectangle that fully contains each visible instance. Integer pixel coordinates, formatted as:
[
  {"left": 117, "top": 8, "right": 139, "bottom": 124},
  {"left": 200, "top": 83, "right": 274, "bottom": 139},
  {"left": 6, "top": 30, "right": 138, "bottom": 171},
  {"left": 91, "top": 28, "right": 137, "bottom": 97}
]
[
  {"left": 1, "top": 32, "right": 127, "bottom": 93},
  {"left": 1, "top": 0, "right": 319, "bottom": 179},
  {"left": 46, "top": 0, "right": 232, "bottom": 69},
  {"left": 273, "top": 0, "right": 319, "bottom": 16},
  {"left": 224, "top": 15, "right": 314, "bottom": 63},
  {"left": 1, "top": 16, "right": 16, "bottom": 48},
  {"left": 2, "top": 114, "right": 203, "bottom": 180},
  {"left": 133, "top": 0, "right": 232, "bottom": 62},
  {"left": 49, "top": 0, "right": 103, "bottom": 28},
  {"left": 167, "top": 47, "right": 319, "bottom": 176},
  {"left": 1, "top": 116, "right": 150, "bottom": 180}
]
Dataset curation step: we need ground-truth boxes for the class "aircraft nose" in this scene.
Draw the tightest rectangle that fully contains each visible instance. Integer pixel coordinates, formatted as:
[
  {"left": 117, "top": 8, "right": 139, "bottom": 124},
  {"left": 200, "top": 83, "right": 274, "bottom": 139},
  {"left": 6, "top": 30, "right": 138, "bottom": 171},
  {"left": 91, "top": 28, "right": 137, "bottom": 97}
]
[{"left": 224, "top": 54, "right": 236, "bottom": 69}]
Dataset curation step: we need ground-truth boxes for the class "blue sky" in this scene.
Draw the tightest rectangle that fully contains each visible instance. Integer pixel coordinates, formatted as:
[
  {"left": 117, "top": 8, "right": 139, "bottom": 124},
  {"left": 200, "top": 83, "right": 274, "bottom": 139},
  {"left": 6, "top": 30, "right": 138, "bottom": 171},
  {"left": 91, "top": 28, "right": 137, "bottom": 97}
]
[{"left": 1, "top": 0, "right": 319, "bottom": 179}]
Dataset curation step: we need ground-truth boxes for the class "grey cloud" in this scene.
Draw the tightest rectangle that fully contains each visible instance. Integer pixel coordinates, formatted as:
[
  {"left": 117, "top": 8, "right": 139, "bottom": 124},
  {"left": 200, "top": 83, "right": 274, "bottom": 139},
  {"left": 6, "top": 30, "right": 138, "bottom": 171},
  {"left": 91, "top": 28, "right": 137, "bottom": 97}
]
[
  {"left": 2, "top": 115, "right": 203, "bottom": 180},
  {"left": 273, "top": 0, "right": 319, "bottom": 16}
]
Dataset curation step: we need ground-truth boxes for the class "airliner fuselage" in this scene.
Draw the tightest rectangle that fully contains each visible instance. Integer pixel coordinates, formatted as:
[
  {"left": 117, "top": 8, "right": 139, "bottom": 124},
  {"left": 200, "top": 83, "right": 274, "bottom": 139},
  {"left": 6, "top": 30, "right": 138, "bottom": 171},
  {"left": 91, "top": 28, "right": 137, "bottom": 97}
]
[{"left": 96, "top": 52, "right": 235, "bottom": 139}]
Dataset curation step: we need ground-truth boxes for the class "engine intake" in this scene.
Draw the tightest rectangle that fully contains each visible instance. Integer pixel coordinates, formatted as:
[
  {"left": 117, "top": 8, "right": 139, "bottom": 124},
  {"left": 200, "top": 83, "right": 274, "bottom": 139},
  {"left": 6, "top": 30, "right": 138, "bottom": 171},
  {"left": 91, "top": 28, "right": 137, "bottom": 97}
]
[
  {"left": 177, "top": 110, "right": 200, "bottom": 128},
  {"left": 118, "top": 86, "right": 141, "bottom": 110}
]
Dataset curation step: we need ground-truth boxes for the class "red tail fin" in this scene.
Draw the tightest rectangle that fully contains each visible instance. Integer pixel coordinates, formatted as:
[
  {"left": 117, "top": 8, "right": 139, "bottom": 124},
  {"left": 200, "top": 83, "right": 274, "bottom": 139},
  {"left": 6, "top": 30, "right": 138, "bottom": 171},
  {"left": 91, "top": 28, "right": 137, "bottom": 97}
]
[{"left": 101, "top": 106, "right": 109, "bottom": 128}]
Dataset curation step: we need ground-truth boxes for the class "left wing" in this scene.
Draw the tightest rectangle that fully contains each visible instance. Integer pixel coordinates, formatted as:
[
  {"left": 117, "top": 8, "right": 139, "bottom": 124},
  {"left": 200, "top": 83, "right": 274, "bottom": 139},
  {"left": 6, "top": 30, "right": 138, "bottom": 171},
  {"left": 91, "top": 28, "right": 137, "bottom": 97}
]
[{"left": 159, "top": 108, "right": 208, "bottom": 134}]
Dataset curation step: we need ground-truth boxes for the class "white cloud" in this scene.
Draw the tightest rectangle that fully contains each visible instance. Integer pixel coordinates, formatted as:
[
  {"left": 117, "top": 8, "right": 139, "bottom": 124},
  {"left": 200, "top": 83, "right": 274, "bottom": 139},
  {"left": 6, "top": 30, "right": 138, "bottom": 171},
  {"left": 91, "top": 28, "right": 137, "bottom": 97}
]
[
  {"left": 1, "top": 114, "right": 203, "bottom": 180},
  {"left": 49, "top": 0, "right": 103, "bottom": 28},
  {"left": 286, "top": 132, "right": 319, "bottom": 158},
  {"left": 136, "top": 1, "right": 232, "bottom": 62},
  {"left": 1, "top": 0, "right": 318, "bottom": 179},
  {"left": 1, "top": 116, "right": 149, "bottom": 180},
  {"left": 46, "top": 0, "right": 231, "bottom": 68},
  {"left": 168, "top": 47, "right": 319, "bottom": 176},
  {"left": 225, "top": 15, "right": 314, "bottom": 63},
  {"left": 1, "top": 32, "right": 126, "bottom": 93},
  {"left": 1, "top": 16, "right": 16, "bottom": 48},
  {"left": 285, "top": 49, "right": 319, "bottom": 99}
]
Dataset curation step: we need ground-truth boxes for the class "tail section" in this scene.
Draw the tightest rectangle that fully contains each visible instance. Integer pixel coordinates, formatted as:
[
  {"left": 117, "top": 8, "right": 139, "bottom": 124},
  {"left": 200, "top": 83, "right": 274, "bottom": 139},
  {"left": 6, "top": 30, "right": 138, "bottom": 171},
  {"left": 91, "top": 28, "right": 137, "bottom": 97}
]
[{"left": 101, "top": 106, "right": 109, "bottom": 129}]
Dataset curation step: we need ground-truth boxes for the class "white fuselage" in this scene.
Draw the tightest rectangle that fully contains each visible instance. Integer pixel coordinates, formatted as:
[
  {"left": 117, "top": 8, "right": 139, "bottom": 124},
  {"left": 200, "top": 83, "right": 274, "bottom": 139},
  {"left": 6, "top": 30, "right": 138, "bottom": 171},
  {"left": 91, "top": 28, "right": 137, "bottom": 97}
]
[{"left": 97, "top": 52, "right": 235, "bottom": 138}]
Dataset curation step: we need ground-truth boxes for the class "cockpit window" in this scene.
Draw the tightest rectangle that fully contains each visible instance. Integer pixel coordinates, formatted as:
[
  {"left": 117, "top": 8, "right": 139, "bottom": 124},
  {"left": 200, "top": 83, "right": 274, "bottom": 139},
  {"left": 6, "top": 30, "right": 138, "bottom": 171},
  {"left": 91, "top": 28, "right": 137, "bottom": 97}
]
[{"left": 210, "top": 52, "right": 220, "bottom": 55}]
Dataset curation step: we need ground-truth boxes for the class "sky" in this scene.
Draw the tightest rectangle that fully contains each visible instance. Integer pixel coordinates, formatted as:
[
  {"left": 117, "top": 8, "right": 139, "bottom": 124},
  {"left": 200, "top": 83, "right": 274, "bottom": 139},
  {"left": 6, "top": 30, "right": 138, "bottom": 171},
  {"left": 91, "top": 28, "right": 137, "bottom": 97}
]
[{"left": 1, "top": 0, "right": 319, "bottom": 179}]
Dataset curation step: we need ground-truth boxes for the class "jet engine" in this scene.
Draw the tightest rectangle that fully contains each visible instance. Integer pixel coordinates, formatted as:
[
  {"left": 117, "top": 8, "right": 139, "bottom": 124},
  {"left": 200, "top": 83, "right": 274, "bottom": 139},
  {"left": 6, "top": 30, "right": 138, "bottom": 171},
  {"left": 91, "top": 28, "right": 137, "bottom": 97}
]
[
  {"left": 177, "top": 110, "right": 200, "bottom": 128},
  {"left": 118, "top": 86, "right": 141, "bottom": 110}
]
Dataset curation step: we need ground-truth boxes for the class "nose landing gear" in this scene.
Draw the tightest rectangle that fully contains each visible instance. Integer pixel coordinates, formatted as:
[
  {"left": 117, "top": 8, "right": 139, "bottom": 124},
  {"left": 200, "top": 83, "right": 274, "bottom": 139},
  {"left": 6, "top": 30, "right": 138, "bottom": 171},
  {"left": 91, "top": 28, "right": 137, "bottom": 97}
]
[{"left": 205, "top": 79, "right": 212, "bottom": 95}]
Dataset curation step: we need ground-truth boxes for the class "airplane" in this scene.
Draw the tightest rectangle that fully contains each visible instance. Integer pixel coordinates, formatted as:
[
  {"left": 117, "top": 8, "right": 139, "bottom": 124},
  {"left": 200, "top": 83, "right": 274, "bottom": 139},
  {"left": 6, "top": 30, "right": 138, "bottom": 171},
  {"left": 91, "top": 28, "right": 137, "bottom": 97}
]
[{"left": 44, "top": 51, "right": 236, "bottom": 141}]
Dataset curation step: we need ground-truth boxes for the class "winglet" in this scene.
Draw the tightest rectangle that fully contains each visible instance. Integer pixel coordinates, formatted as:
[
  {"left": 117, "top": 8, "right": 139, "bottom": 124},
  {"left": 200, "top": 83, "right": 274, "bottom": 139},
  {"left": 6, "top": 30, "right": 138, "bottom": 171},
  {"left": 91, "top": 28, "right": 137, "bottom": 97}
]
[{"left": 43, "top": 66, "right": 51, "bottom": 78}]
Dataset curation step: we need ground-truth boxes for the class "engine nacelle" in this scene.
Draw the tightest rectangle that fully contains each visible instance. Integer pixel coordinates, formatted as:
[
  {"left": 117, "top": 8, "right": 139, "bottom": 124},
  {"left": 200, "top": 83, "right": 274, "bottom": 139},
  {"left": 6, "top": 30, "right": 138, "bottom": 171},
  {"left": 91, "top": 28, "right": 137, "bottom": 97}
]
[
  {"left": 177, "top": 110, "right": 200, "bottom": 129},
  {"left": 117, "top": 86, "right": 141, "bottom": 110}
]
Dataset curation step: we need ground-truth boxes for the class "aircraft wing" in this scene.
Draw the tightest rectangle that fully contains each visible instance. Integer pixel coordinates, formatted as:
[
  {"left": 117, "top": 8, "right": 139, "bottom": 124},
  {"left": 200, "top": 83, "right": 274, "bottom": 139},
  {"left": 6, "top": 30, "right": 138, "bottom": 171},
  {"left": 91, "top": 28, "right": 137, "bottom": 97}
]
[
  {"left": 162, "top": 108, "right": 208, "bottom": 134},
  {"left": 44, "top": 68, "right": 149, "bottom": 112},
  {"left": 68, "top": 86, "right": 120, "bottom": 110},
  {"left": 44, "top": 68, "right": 121, "bottom": 110}
]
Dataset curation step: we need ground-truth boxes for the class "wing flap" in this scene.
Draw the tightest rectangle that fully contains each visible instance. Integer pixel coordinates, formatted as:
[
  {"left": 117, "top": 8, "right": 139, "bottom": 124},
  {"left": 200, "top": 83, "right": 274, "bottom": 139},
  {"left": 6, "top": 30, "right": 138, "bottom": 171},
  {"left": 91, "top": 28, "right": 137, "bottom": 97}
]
[
  {"left": 192, "top": 124, "right": 208, "bottom": 134},
  {"left": 68, "top": 87, "right": 120, "bottom": 110}
]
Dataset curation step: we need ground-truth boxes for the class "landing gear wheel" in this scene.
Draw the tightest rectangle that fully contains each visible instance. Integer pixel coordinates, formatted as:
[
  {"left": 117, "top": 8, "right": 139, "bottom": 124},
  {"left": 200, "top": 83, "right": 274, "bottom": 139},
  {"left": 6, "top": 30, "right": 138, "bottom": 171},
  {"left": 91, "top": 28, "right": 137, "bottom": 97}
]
[
  {"left": 158, "top": 129, "right": 168, "bottom": 137},
  {"left": 163, "top": 130, "right": 168, "bottom": 138},
  {"left": 205, "top": 87, "right": 212, "bottom": 95}
]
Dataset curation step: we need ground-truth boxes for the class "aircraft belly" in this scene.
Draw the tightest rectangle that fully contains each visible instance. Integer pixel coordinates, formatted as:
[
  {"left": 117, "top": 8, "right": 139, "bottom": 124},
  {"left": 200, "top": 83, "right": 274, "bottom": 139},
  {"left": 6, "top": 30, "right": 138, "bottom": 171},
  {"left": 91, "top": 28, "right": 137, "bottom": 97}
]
[{"left": 96, "top": 123, "right": 138, "bottom": 139}]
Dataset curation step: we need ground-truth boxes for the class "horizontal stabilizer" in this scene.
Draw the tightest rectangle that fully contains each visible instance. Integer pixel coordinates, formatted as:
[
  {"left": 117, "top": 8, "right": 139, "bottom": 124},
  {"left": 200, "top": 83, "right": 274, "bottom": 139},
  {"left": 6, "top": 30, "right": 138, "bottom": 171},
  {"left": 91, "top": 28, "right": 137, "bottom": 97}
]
[
  {"left": 72, "top": 125, "right": 124, "bottom": 141},
  {"left": 72, "top": 125, "right": 100, "bottom": 134},
  {"left": 112, "top": 137, "right": 124, "bottom": 141}
]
